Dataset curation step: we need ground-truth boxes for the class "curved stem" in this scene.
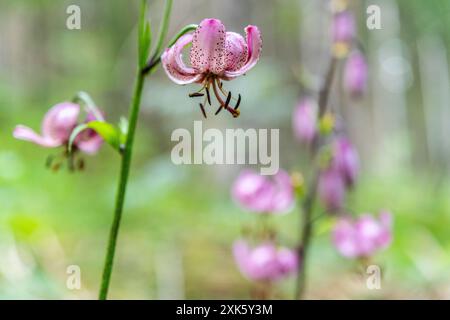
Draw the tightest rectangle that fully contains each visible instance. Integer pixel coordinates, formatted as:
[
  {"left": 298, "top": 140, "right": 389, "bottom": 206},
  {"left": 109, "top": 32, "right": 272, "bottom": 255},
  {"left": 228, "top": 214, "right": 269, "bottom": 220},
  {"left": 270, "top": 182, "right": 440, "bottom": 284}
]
[
  {"left": 151, "top": 0, "right": 173, "bottom": 63},
  {"left": 98, "top": 71, "right": 145, "bottom": 300},
  {"left": 142, "top": 23, "right": 197, "bottom": 75},
  {"left": 295, "top": 56, "right": 337, "bottom": 300}
]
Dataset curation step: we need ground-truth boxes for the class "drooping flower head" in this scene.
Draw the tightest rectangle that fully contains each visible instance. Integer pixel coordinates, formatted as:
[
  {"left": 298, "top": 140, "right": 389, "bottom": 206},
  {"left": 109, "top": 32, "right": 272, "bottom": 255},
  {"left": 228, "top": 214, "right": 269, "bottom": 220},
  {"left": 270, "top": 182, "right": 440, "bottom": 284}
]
[
  {"left": 318, "top": 168, "right": 346, "bottom": 213},
  {"left": 293, "top": 98, "right": 318, "bottom": 145},
  {"left": 162, "top": 19, "right": 262, "bottom": 118},
  {"left": 232, "top": 169, "right": 294, "bottom": 214},
  {"left": 13, "top": 102, "right": 103, "bottom": 170},
  {"left": 332, "top": 211, "right": 393, "bottom": 258},
  {"left": 332, "top": 137, "right": 359, "bottom": 187},
  {"left": 331, "top": 10, "right": 355, "bottom": 58},
  {"left": 233, "top": 240, "right": 298, "bottom": 281},
  {"left": 344, "top": 50, "right": 368, "bottom": 97}
]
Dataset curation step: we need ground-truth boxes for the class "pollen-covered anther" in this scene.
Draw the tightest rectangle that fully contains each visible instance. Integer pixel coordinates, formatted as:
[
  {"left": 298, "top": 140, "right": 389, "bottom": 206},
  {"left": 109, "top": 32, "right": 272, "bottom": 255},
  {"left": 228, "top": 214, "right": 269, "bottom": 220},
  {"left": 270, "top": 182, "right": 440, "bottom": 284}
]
[
  {"left": 189, "top": 92, "right": 205, "bottom": 98},
  {"left": 199, "top": 103, "right": 207, "bottom": 119}
]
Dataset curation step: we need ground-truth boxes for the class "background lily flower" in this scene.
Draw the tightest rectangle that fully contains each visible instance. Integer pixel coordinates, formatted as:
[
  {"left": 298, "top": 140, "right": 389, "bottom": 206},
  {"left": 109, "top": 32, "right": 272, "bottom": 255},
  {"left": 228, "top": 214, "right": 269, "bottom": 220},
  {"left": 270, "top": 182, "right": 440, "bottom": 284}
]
[
  {"left": 332, "top": 137, "right": 359, "bottom": 187},
  {"left": 318, "top": 168, "right": 345, "bottom": 213},
  {"left": 293, "top": 98, "right": 318, "bottom": 145},
  {"left": 332, "top": 211, "right": 393, "bottom": 258},
  {"left": 233, "top": 240, "right": 298, "bottom": 281},
  {"left": 344, "top": 50, "right": 368, "bottom": 97},
  {"left": 13, "top": 102, "right": 103, "bottom": 154},
  {"left": 331, "top": 10, "right": 355, "bottom": 57},
  {"left": 232, "top": 169, "right": 294, "bottom": 214},
  {"left": 161, "top": 18, "right": 262, "bottom": 117}
]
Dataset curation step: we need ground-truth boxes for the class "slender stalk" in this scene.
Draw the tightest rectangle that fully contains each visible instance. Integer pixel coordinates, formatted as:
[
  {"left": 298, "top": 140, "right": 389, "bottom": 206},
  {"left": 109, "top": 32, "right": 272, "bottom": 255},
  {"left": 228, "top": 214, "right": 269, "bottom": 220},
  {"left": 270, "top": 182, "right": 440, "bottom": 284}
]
[
  {"left": 151, "top": 0, "right": 173, "bottom": 63},
  {"left": 295, "top": 56, "right": 337, "bottom": 300},
  {"left": 98, "top": 71, "right": 145, "bottom": 300},
  {"left": 97, "top": 0, "right": 176, "bottom": 300}
]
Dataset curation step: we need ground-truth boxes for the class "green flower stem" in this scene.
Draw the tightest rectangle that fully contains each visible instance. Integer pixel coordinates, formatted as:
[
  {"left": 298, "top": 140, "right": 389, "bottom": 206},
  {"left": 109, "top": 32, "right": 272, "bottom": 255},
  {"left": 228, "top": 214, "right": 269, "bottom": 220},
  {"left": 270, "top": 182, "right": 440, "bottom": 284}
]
[
  {"left": 142, "top": 23, "right": 197, "bottom": 75},
  {"left": 295, "top": 56, "right": 337, "bottom": 300},
  {"left": 151, "top": 0, "right": 173, "bottom": 63},
  {"left": 98, "top": 70, "right": 145, "bottom": 300},
  {"left": 97, "top": 0, "right": 177, "bottom": 300}
]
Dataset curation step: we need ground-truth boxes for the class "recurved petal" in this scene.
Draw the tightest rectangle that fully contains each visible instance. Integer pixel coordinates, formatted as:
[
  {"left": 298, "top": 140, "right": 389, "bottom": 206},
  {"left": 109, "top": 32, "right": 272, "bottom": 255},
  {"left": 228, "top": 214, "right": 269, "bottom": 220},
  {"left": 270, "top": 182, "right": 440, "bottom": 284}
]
[
  {"left": 76, "top": 133, "right": 104, "bottom": 154},
  {"left": 13, "top": 125, "right": 62, "bottom": 147},
  {"left": 190, "top": 18, "right": 227, "bottom": 74},
  {"left": 42, "top": 102, "right": 80, "bottom": 143},
  {"left": 224, "top": 32, "right": 248, "bottom": 72},
  {"left": 224, "top": 25, "right": 262, "bottom": 78},
  {"left": 162, "top": 46, "right": 203, "bottom": 85}
]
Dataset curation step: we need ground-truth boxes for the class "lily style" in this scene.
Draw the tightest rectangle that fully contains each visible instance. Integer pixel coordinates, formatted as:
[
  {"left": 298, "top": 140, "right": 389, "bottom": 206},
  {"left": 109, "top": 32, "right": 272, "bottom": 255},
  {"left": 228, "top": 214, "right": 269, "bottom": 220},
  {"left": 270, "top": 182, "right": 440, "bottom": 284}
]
[{"left": 162, "top": 18, "right": 262, "bottom": 118}]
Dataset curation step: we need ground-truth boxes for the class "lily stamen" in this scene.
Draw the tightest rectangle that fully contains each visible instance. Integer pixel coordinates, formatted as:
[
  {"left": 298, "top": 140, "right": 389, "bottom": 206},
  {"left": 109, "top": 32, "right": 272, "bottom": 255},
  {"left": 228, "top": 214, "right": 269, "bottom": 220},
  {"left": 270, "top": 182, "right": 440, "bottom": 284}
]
[
  {"left": 189, "top": 92, "right": 205, "bottom": 98},
  {"left": 211, "top": 79, "right": 240, "bottom": 118},
  {"left": 199, "top": 103, "right": 207, "bottom": 119}
]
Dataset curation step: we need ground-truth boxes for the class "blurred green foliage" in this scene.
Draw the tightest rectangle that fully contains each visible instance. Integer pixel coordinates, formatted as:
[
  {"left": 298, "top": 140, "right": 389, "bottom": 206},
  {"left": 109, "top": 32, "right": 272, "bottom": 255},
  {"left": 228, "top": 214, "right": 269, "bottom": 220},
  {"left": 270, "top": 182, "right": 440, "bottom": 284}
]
[{"left": 0, "top": 0, "right": 449, "bottom": 299}]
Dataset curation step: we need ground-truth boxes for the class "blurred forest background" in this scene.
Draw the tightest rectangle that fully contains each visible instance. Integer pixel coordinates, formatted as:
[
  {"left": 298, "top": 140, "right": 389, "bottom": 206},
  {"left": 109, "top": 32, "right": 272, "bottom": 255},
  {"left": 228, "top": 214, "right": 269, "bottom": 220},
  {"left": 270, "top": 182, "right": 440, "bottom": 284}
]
[{"left": 1, "top": 0, "right": 450, "bottom": 299}]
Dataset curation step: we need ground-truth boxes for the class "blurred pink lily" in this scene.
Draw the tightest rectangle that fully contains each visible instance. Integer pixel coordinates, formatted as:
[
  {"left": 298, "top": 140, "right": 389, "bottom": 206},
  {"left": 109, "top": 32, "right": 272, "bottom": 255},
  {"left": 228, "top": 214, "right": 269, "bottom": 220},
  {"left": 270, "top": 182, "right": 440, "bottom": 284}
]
[
  {"left": 344, "top": 50, "right": 368, "bottom": 97},
  {"left": 233, "top": 240, "right": 298, "bottom": 281},
  {"left": 293, "top": 98, "right": 318, "bottom": 145},
  {"left": 318, "top": 168, "right": 345, "bottom": 213},
  {"left": 232, "top": 169, "right": 294, "bottom": 214},
  {"left": 13, "top": 102, "right": 103, "bottom": 155},
  {"left": 332, "top": 137, "right": 359, "bottom": 187},
  {"left": 331, "top": 10, "right": 355, "bottom": 57},
  {"left": 332, "top": 211, "right": 393, "bottom": 258},
  {"left": 162, "top": 18, "right": 262, "bottom": 118}
]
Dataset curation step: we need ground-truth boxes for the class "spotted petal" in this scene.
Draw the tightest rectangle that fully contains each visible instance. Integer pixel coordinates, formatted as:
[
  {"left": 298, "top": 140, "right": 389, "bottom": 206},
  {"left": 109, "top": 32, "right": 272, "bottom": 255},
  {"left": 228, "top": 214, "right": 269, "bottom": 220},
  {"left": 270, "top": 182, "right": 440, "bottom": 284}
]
[
  {"left": 190, "top": 18, "right": 227, "bottom": 74},
  {"left": 224, "top": 25, "right": 262, "bottom": 78},
  {"left": 224, "top": 32, "right": 248, "bottom": 72},
  {"left": 162, "top": 34, "right": 203, "bottom": 85}
]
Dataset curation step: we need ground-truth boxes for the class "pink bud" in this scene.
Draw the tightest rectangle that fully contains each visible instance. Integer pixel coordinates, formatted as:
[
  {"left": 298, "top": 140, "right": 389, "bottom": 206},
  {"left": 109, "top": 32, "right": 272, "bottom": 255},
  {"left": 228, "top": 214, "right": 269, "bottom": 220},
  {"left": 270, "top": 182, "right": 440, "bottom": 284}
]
[
  {"left": 318, "top": 169, "right": 345, "bottom": 213},
  {"left": 233, "top": 240, "right": 298, "bottom": 281},
  {"left": 332, "top": 212, "right": 393, "bottom": 258},
  {"left": 332, "top": 11, "right": 356, "bottom": 46},
  {"left": 332, "top": 137, "right": 359, "bottom": 187},
  {"left": 344, "top": 50, "right": 368, "bottom": 97},
  {"left": 232, "top": 169, "right": 294, "bottom": 214},
  {"left": 293, "top": 98, "right": 317, "bottom": 145}
]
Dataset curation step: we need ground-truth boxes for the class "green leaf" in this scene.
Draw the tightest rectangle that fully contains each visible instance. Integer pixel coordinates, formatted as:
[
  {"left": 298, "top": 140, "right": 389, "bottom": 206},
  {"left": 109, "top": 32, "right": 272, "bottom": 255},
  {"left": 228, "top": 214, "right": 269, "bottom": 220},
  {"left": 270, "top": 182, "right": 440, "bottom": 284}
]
[{"left": 69, "top": 121, "right": 123, "bottom": 153}]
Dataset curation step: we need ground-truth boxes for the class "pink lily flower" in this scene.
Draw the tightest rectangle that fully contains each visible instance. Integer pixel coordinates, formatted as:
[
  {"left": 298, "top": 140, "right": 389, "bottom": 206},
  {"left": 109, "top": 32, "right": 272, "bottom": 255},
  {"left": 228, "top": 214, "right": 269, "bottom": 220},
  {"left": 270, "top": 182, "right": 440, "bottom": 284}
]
[
  {"left": 161, "top": 18, "right": 262, "bottom": 118},
  {"left": 344, "top": 50, "right": 368, "bottom": 97},
  {"left": 332, "top": 137, "right": 359, "bottom": 187},
  {"left": 232, "top": 169, "right": 294, "bottom": 214},
  {"left": 233, "top": 240, "right": 298, "bottom": 281},
  {"left": 13, "top": 102, "right": 103, "bottom": 155},
  {"left": 332, "top": 10, "right": 355, "bottom": 47},
  {"left": 293, "top": 98, "right": 318, "bottom": 145},
  {"left": 318, "top": 168, "right": 346, "bottom": 213},
  {"left": 331, "top": 10, "right": 355, "bottom": 58},
  {"left": 332, "top": 211, "right": 393, "bottom": 258}
]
